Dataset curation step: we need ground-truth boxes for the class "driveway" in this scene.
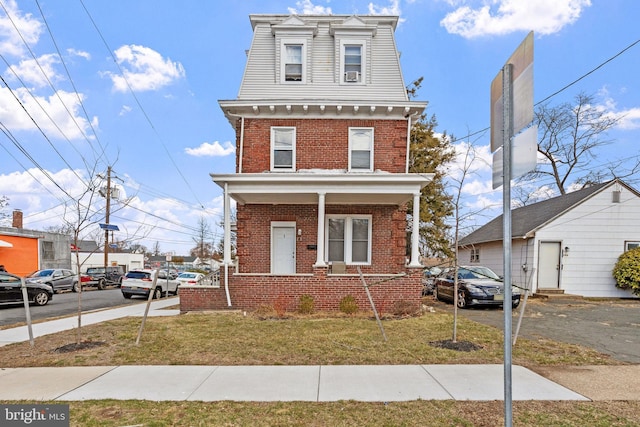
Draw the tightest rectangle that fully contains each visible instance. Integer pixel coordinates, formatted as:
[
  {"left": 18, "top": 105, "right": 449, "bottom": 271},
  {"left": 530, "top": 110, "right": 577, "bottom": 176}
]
[{"left": 430, "top": 296, "right": 640, "bottom": 364}]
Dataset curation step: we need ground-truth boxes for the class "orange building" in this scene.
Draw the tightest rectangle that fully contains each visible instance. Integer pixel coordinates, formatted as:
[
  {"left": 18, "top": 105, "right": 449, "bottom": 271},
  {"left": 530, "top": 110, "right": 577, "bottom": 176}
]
[{"left": 0, "top": 210, "right": 71, "bottom": 277}]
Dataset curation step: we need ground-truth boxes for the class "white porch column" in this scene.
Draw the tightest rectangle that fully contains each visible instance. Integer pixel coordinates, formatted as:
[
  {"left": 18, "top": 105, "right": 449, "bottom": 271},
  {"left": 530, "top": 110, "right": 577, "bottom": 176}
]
[
  {"left": 314, "top": 192, "right": 327, "bottom": 267},
  {"left": 409, "top": 192, "right": 422, "bottom": 267}
]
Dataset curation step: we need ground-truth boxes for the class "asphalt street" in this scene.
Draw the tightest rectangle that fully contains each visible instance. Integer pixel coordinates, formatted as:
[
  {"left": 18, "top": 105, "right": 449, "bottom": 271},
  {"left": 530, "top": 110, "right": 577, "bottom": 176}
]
[{"left": 431, "top": 296, "right": 640, "bottom": 363}]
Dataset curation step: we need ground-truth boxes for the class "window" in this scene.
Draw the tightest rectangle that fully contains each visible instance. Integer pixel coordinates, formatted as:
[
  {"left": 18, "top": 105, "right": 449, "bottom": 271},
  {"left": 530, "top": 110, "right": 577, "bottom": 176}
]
[
  {"left": 284, "top": 44, "right": 302, "bottom": 81},
  {"left": 344, "top": 45, "right": 361, "bottom": 82},
  {"left": 271, "top": 127, "right": 296, "bottom": 171},
  {"left": 470, "top": 248, "right": 480, "bottom": 263},
  {"left": 338, "top": 40, "right": 366, "bottom": 84},
  {"left": 626, "top": 242, "right": 640, "bottom": 251},
  {"left": 327, "top": 215, "right": 371, "bottom": 264},
  {"left": 279, "top": 40, "right": 307, "bottom": 83},
  {"left": 349, "top": 128, "right": 373, "bottom": 171},
  {"left": 42, "top": 241, "right": 54, "bottom": 260}
]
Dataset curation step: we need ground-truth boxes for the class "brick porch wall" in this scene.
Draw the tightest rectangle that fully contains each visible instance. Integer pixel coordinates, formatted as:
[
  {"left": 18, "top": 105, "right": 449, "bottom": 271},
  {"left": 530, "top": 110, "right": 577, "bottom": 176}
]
[{"left": 179, "top": 266, "right": 423, "bottom": 314}]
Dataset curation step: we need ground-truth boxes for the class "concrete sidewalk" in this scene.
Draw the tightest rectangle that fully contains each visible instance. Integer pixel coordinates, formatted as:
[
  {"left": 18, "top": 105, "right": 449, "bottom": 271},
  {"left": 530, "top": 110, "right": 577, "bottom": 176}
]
[
  {"left": 0, "top": 297, "right": 638, "bottom": 403},
  {"left": 0, "top": 364, "right": 588, "bottom": 402}
]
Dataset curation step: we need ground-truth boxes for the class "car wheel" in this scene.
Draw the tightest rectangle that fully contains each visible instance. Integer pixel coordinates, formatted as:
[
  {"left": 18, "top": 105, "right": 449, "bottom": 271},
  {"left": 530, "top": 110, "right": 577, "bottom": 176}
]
[
  {"left": 33, "top": 290, "right": 50, "bottom": 306},
  {"left": 512, "top": 299, "right": 520, "bottom": 309},
  {"left": 72, "top": 282, "right": 79, "bottom": 292},
  {"left": 456, "top": 290, "right": 467, "bottom": 309},
  {"left": 97, "top": 279, "right": 106, "bottom": 290},
  {"left": 122, "top": 293, "right": 132, "bottom": 299},
  {"left": 153, "top": 287, "right": 162, "bottom": 299}
]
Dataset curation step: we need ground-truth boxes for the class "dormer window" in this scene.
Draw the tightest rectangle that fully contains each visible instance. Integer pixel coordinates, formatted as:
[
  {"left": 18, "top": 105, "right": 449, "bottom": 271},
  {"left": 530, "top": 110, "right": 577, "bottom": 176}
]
[
  {"left": 339, "top": 40, "right": 367, "bottom": 84},
  {"left": 284, "top": 44, "right": 303, "bottom": 82},
  {"left": 344, "top": 45, "right": 362, "bottom": 82}
]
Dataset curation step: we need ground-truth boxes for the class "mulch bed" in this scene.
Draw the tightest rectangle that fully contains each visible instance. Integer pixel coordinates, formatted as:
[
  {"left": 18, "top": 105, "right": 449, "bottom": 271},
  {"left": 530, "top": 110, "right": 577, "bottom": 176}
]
[
  {"left": 52, "top": 341, "right": 107, "bottom": 353},
  {"left": 429, "top": 339, "right": 483, "bottom": 352}
]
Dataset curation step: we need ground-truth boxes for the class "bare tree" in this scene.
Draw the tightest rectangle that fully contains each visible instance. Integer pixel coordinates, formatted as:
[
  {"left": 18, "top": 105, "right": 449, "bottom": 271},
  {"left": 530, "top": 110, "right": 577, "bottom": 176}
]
[
  {"left": 0, "top": 195, "right": 9, "bottom": 225},
  {"left": 446, "top": 141, "right": 489, "bottom": 343},
  {"left": 520, "top": 92, "right": 630, "bottom": 197},
  {"left": 191, "top": 216, "right": 212, "bottom": 259}
]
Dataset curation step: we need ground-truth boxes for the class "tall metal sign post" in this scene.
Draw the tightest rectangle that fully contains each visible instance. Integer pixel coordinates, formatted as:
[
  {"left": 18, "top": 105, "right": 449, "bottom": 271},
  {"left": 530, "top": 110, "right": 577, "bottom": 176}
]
[{"left": 490, "top": 31, "right": 536, "bottom": 427}]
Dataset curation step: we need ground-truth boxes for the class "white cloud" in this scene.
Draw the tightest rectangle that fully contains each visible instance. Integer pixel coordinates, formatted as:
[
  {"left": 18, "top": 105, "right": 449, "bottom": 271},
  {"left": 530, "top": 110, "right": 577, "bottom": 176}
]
[
  {"left": 106, "top": 45, "right": 185, "bottom": 93},
  {"left": 67, "top": 48, "right": 91, "bottom": 60},
  {"left": 369, "top": 0, "right": 401, "bottom": 15},
  {"left": 185, "top": 141, "right": 235, "bottom": 157},
  {"left": 441, "top": 0, "right": 592, "bottom": 38},
  {"left": 6, "top": 53, "right": 61, "bottom": 88},
  {"left": 596, "top": 87, "right": 640, "bottom": 130},
  {"left": 288, "top": 0, "right": 332, "bottom": 14},
  {"left": 0, "top": 0, "right": 43, "bottom": 57},
  {"left": 0, "top": 87, "right": 95, "bottom": 140},
  {"left": 119, "top": 105, "right": 132, "bottom": 116}
]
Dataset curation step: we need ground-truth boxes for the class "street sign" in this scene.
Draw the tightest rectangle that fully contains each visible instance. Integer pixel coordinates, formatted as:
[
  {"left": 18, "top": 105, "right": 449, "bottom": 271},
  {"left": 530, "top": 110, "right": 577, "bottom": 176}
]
[{"left": 99, "top": 223, "right": 120, "bottom": 231}]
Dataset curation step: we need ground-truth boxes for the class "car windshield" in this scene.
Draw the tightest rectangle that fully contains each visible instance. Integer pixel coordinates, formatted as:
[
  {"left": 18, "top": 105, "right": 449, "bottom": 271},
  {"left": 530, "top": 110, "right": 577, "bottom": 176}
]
[
  {"left": 179, "top": 273, "right": 197, "bottom": 279},
  {"left": 29, "top": 270, "right": 54, "bottom": 278},
  {"left": 459, "top": 267, "right": 501, "bottom": 280}
]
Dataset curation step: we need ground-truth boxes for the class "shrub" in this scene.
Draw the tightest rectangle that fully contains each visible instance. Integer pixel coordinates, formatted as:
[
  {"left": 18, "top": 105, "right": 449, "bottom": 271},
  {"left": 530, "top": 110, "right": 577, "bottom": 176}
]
[
  {"left": 339, "top": 295, "right": 358, "bottom": 314},
  {"left": 612, "top": 247, "right": 640, "bottom": 295},
  {"left": 390, "top": 300, "right": 420, "bottom": 317},
  {"left": 273, "top": 295, "right": 289, "bottom": 317},
  {"left": 298, "top": 294, "right": 315, "bottom": 314}
]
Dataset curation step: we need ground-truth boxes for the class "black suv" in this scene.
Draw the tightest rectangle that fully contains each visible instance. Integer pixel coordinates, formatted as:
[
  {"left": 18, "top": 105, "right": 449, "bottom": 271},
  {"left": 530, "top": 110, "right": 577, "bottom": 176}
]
[{"left": 83, "top": 266, "right": 125, "bottom": 289}]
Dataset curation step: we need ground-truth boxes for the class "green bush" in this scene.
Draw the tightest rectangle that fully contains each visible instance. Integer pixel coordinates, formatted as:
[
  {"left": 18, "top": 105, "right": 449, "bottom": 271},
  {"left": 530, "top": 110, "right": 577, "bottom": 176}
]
[
  {"left": 612, "top": 247, "right": 640, "bottom": 295},
  {"left": 298, "top": 294, "right": 315, "bottom": 314},
  {"left": 339, "top": 295, "right": 358, "bottom": 314}
]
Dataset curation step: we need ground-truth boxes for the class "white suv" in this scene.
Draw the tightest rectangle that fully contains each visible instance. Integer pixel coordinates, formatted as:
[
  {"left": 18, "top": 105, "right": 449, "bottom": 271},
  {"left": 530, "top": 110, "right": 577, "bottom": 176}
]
[{"left": 120, "top": 269, "right": 179, "bottom": 299}]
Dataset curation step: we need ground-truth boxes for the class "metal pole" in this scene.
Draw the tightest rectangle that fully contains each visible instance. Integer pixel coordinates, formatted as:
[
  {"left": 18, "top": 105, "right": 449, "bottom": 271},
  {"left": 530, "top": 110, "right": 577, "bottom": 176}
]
[
  {"left": 104, "top": 166, "right": 111, "bottom": 271},
  {"left": 502, "top": 63, "right": 514, "bottom": 427}
]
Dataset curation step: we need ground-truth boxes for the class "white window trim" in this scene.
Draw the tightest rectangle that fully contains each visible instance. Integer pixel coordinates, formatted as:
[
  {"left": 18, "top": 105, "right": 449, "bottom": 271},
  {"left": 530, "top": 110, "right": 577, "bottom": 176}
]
[
  {"left": 280, "top": 39, "right": 307, "bottom": 84},
  {"left": 339, "top": 39, "right": 366, "bottom": 85},
  {"left": 325, "top": 215, "right": 372, "bottom": 265},
  {"left": 625, "top": 241, "right": 640, "bottom": 251},
  {"left": 348, "top": 127, "right": 374, "bottom": 172},
  {"left": 271, "top": 126, "right": 296, "bottom": 171}
]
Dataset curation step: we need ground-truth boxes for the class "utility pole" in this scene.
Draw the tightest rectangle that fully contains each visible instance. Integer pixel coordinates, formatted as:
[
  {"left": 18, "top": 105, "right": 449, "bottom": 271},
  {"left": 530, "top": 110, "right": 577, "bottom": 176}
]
[{"left": 104, "top": 166, "right": 112, "bottom": 271}]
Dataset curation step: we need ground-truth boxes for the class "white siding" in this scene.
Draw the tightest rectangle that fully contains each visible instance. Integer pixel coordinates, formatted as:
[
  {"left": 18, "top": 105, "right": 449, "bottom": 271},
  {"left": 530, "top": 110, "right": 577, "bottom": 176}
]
[
  {"left": 238, "top": 18, "right": 408, "bottom": 102},
  {"left": 535, "top": 186, "right": 640, "bottom": 298}
]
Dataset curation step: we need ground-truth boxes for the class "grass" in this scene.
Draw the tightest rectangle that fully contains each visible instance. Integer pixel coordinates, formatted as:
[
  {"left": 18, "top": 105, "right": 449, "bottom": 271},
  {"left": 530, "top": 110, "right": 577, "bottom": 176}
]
[{"left": 0, "top": 298, "right": 637, "bottom": 426}]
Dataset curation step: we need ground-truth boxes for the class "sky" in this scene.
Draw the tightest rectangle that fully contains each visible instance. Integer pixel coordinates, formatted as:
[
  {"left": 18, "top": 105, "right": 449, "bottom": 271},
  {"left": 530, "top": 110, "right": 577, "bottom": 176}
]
[{"left": 0, "top": 0, "right": 638, "bottom": 255}]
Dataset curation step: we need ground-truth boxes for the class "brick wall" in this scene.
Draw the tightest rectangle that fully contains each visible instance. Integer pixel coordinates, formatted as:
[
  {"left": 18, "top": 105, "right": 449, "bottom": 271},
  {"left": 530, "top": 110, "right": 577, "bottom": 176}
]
[
  {"left": 179, "top": 266, "right": 423, "bottom": 314},
  {"left": 236, "top": 204, "right": 408, "bottom": 274},
  {"left": 238, "top": 118, "right": 408, "bottom": 173}
]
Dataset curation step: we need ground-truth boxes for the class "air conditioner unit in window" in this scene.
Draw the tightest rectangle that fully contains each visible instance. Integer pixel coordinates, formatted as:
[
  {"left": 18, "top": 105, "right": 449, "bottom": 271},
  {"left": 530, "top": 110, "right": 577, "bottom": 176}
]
[{"left": 345, "top": 71, "right": 360, "bottom": 82}]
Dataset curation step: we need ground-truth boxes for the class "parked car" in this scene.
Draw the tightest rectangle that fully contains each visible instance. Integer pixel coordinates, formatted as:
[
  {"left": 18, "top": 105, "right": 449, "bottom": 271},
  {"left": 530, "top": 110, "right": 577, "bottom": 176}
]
[
  {"left": 25, "top": 269, "right": 79, "bottom": 293},
  {"left": 121, "top": 269, "right": 179, "bottom": 299},
  {"left": 83, "top": 266, "right": 125, "bottom": 289},
  {"left": 434, "top": 266, "right": 521, "bottom": 309},
  {"left": 0, "top": 271, "right": 53, "bottom": 306},
  {"left": 175, "top": 272, "right": 207, "bottom": 288}
]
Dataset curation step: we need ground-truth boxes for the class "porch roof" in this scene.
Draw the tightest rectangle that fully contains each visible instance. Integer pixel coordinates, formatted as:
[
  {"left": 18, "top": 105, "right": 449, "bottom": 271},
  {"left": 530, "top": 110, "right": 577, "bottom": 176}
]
[{"left": 210, "top": 171, "right": 433, "bottom": 205}]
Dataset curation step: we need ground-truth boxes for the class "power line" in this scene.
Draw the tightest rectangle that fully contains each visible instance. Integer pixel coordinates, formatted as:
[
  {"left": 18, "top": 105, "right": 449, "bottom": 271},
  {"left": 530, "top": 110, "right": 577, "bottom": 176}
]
[{"left": 79, "top": 0, "right": 207, "bottom": 210}]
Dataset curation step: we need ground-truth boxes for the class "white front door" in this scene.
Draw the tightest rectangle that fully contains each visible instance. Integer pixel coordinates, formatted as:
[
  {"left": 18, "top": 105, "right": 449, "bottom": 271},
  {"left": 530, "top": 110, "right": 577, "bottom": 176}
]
[
  {"left": 538, "top": 241, "right": 561, "bottom": 289},
  {"left": 272, "top": 224, "right": 296, "bottom": 274}
]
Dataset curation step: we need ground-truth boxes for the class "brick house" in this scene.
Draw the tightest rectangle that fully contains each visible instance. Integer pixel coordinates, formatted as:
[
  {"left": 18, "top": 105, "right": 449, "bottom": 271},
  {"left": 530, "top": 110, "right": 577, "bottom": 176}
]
[{"left": 180, "top": 14, "right": 433, "bottom": 313}]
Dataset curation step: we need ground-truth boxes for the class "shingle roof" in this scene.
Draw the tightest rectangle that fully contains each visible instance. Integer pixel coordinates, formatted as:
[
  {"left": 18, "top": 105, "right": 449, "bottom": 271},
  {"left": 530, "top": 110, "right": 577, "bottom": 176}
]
[{"left": 459, "top": 180, "right": 620, "bottom": 246}]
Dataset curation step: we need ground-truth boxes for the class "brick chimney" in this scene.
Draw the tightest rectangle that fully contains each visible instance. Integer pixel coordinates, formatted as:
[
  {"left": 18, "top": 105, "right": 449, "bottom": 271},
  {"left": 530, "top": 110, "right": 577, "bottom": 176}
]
[{"left": 12, "top": 209, "right": 23, "bottom": 229}]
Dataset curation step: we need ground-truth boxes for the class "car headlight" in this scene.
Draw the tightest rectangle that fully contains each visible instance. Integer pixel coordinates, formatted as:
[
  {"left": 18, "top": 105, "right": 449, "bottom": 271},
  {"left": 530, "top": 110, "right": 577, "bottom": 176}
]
[
  {"left": 512, "top": 286, "right": 521, "bottom": 295},
  {"left": 465, "top": 284, "right": 481, "bottom": 292}
]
